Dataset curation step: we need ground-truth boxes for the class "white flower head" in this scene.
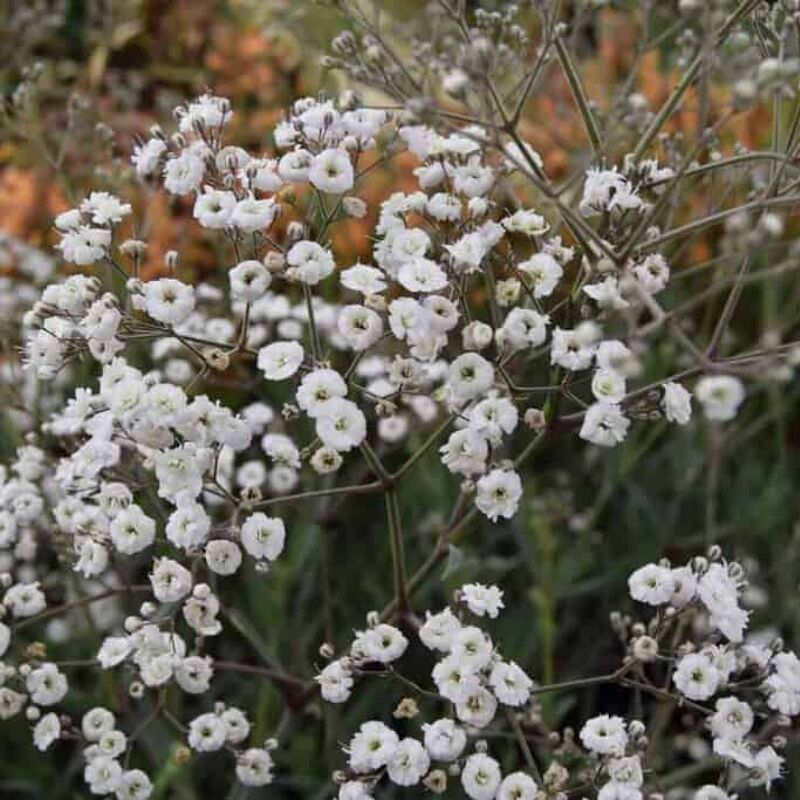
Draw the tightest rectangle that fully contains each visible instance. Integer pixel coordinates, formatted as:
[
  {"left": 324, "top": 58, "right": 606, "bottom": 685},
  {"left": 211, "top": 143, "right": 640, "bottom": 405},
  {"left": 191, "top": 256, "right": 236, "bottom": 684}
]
[
  {"left": 309, "top": 148, "right": 355, "bottom": 194},
  {"left": 257, "top": 341, "right": 304, "bottom": 380},
  {"left": 695, "top": 375, "right": 745, "bottom": 422}
]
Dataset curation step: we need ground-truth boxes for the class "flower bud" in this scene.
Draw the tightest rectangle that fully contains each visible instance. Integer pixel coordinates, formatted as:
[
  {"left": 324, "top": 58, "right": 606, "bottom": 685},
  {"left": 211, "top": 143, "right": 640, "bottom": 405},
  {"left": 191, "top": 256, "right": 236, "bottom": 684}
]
[
  {"left": 319, "top": 642, "right": 335, "bottom": 659},
  {"left": 164, "top": 250, "right": 179, "bottom": 271},
  {"left": 342, "top": 196, "right": 367, "bottom": 218}
]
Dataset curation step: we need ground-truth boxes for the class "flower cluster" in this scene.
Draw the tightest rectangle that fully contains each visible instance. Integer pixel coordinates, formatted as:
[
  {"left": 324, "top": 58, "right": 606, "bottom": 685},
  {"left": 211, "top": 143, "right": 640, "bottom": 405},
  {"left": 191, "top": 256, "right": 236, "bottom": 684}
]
[
  {"left": 629, "top": 555, "right": 799, "bottom": 792},
  {"left": 2, "top": 0, "right": 800, "bottom": 789},
  {"left": 309, "top": 549, "right": 797, "bottom": 800}
]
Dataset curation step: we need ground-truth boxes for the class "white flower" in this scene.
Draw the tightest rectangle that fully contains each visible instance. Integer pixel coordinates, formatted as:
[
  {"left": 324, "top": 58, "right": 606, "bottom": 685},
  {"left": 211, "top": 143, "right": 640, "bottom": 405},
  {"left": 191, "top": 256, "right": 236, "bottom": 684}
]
[
  {"left": 450, "top": 625, "right": 494, "bottom": 670},
  {"left": 340, "top": 264, "right": 387, "bottom": 295},
  {"left": 489, "top": 660, "right": 533, "bottom": 706},
  {"left": 81, "top": 192, "right": 132, "bottom": 225},
  {"left": 397, "top": 257, "right": 449, "bottom": 293},
  {"left": 500, "top": 308, "right": 549, "bottom": 350},
  {"left": 316, "top": 398, "right": 367, "bottom": 452},
  {"left": 475, "top": 469, "right": 523, "bottom": 521},
  {"left": 710, "top": 696, "right": 754, "bottom": 742},
  {"left": 236, "top": 748, "right": 275, "bottom": 787},
  {"left": 432, "top": 654, "right": 481, "bottom": 703},
  {"left": 422, "top": 718, "right": 467, "bottom": 761},
  {"left": 419, "top": 607, "right": 461, "bottom": 652},
  {"left": 550, "top": 326, "right": 596, "bottom": 370},
  {"left": 229, "top": 260, "right": 271, "bottom": 302},
  {"left": 57, "top": 226, "right": 111, "bottom": 265},
  {"left": 240, "top": 513, "right": 286, "bottom": 561},
  {"left": 518, "top": 252, "right": 563, "bottom": 298},
  {"left": 278, "top": 148, "right": 313, "bottom": 182},
  {"left": 386, "top": 737, "right": 430, "bottom": 786},
  {"left": 670, "top": 566, "right": 698, "bottom": 607},
  {"left": 316, "top": 659, "right": 353, "bottom": 703},
  {"left": 662, "top": 382, "right": 692, "bottom": 424},
  {"left": 109, "top": 504, "right": 156, "bottom": 555},
  {"left": 502, "top": 208, "right": 549, "bottom": 236},
  {"left": 502, "top": 139, "right": 544, "bottom": 172},
  {"left": 695, "top": 786, "right": 733, "bottom": 800},
  {"left": 55, "top": 208, "right": 82, "bottom": 231},
  {"left": 591, "top": 368, "right": 626, "bottom": 404},
  {"left": 132, "top": 137, "right": 166, "bottom": 177},
  {"left": 205, "top": 539, "right": 242, "bottom": 576},
  {"left": 444, "top": 231, "right": 493, "bottom": 273},
  {"left": 163, "top": 151, "right": 205, "bottom": 194},
  {"left": 193, "top": 188, "right": 236, "bottom": 229},
  {"left": 426, "top": 192, "right": 461, "bottom": 222},
  {"left": 608, "top": 755, "right": 643, "bottom": 787},
  {"left": 33, "top": 712, "right": 61, "bottom": 751},
  {"left": 440, "top": 429, "right": 489, "bottom": 477},
  {"left": 84, "top": 756, "right": 123, "bottom": 795},
  {"left": 179, "top": 93, "right": 231, "bottom": 132},
  {"left": 580, "top": 715, "right": 629, "bottom": 755},
  {"left": 460, "top": 583, "right": 504, "bottom": 618},
  {"left": 175, "top": 656, "right": 214, "bottom": 694},
  {"left": 311, "top": 446, "right": 343, "bottom": 474},
  {"left": 149, "top": 557, "right": 193, "bottom": 603},
  {"left": 81, "top": 298, "right": 121, "bottom": 342},
  {"left": 0, "top": 622, "right": 10, "bottom": 658},
  {"left": 579, "top": 402, "right": 631, "bottom": 447},
  {"left": 457, "top": 321, "right": 491, "bottom": 353},
  {"left": 673, "top": 652, "right": 720, "bottom": 700},
  {"left": 749, "top": 746, "right": 783, "bottom": 791},
  {"left": 461, "top": 752, "right": 502, "bottom": 800},
  {"left": 764, "top": 652, "right": 800, "bottom": 714},
  {"left": 296, "top": 368, "right": 348, "bottom": 417},
  {"left": 713, "top": 735, "right": 754, "bottom": 767},
  {"left": 143, "top": 279, "right": 196, "bottom": 325},
  {"left": 0, "top": 688, "right": 25, "bottom": 720},
  {"left": 93, "top": 730, "right": 127, "bottom": 760},
  {"left": 261, "top": 433, "right": 301, "bottom": 468},
  {"left": 286, "top": 240, "right": 335, "bottom": 285},
  {"left": 257, "top": 341, "right": 304, "bottom": 380},
  {"left": 342, "top": 107, "right": 386, "bottom": 142},
  {"left": 153, "top": 444, "right": 210, "bottom": 500},
  {"left": 188, "top": 713, "right": 228, "bottom": 752},
  {"left": 631, "top": 253, "right": 670, "bottom": 294},
  {"left": 583, "top": 277, "right": 629, "bottom": 310},
  {"left": 696, "top": 564, "right": 749, "bottom": 641},
  {"left": 337, "top": 305, "right": 383, "bottom": 351},
  {"left": 220, "top": 707, "right": 250, "bottom": 745},
  {"left": 230, "top": 196, "right": 278, "bottom": 232},
  {"left": 166, "top": 502, "right": 211, "bottom": 550},
  {"left": 115, "top": 769, "right": 153, "bottom": 800},
  {"left": 97, "top": 637, "right": 133, "bottom": 669},
  {"left": 309, "top": 148, "right": 355, "bottom": 194},
  {"left": 348, "top": 720, "right": 399, "bottom": 773},
  {"left": 453, "top": 158, "right": 494, "bottom": 197},
  {"left": 497, "top": 772, "right": 538, "bottom": 800},
  {"left": 4, "top": 581, "right": 47, "bottom": 617},
  {"left": 388, "top": 297, "right": 427, "bottom": 341},
  {"left": 695, "top": 375, "right": 745, "bottom": 422},
  {"left": 596, "top": 339, "right": 639, "bottom": 377},
  {"left": 448, "top": 353, "right": 494, "bottom": 401},
  {"left": 580, "top": 168, "right": 644, "bottom": 216},
  {"left": 26, "top": 663, "right": 68, "bottom": 706},
  {"left": 338, "top": 781, "right": 374, "bottom": 800},
  {"left": 628, "top": 563, "right": 675, "bottom": 605},
  {"left": 597, "top": 783, "right": 642, "bottom": 800},
  {"left": 352, "top": 623, "right": 408, "bottom": 664},
  {"left": 248, "top": 158, "right": 283, "bottom": 192}
]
